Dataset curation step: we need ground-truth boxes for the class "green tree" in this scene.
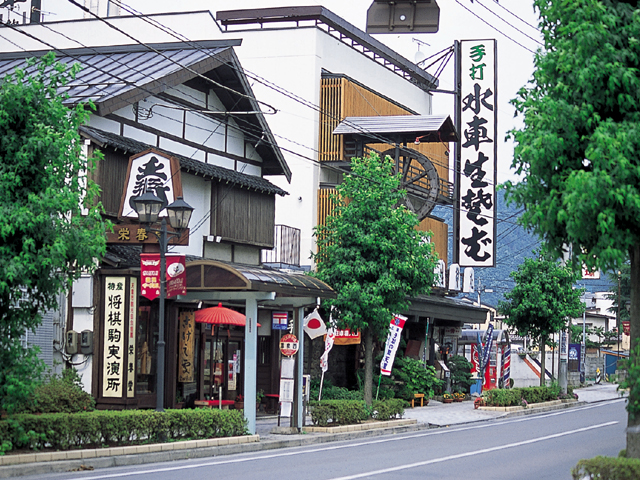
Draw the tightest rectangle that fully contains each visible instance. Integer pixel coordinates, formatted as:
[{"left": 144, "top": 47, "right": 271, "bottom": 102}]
[
  {"left": 504, "top": 0, "right": 640, "bottom": 456},
  {"left": 499, "top": 255, "right": 584, "bottom": 386},
  {"left": 0, "top": 53, "right": 108, "bottom": 413},
  {"left": 312, "top": 152, "right": 438, "bottom": 404},
  {"left": 606, "top": 263, "right": 631, "bottom": 325}
]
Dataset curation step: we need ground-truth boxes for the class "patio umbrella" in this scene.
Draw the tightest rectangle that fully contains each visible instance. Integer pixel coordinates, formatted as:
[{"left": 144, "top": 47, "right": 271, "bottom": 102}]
[
  {"left": 195, "top": 303, "right": 246, "bottom": 326},
  {"left": 195, "top": 303, "right": 260, "bottom": 327}
]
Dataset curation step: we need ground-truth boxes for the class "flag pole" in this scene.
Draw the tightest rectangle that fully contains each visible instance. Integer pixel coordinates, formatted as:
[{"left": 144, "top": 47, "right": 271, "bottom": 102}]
[
  {"left": 375, "top": 374, "right": 382, "bottom": 401},
  {"left": 318, "top": 371, "right": 325, "bottom": 401}
]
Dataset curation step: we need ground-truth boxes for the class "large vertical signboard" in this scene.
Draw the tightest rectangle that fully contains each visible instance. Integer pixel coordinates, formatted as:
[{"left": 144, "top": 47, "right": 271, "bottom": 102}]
[
  {"left": 103, "top": 277, "right": 126, "bottom": 398},
  {"left": 458, "top": 39, "right": 497, "bottom": 267},
  {"left": 127, "top": 277, "right": 137, "bottom": 398}
]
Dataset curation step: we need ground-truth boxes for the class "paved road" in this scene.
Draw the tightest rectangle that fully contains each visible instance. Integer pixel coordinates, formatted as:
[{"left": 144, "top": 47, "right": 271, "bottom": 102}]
[{"left": 17, "top": 397, "right": 627, "bottom": 480}]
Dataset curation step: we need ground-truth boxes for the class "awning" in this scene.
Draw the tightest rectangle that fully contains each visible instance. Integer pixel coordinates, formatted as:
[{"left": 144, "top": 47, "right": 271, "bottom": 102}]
[
  {"left": 332, "top": 114, "right": 458, "bottom": 144},
  {"left": 406, "top": 294, "right": 489, "bottom": 324}
]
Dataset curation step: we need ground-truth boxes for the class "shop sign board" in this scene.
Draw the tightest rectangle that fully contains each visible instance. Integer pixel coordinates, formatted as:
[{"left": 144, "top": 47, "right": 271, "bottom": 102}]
[
  {"left": 280, "top": 333, "right": 299, "bottom": 356},
  {"left": 166, "top": 255, "right": 186, "bottom": 298},
  {"left": 103, "top": 277, "right": 126, "bottom": 398},
  {"left": 272, "top": 311, "right": 289, "bottom": 330},
  {"left": 334, "top": 328, "right": 361, "bottom": 345},
  {"left": 178, "top": 311, "right": 195, "bottom": 383},
  {"left": 119, "top": 149, "right": 183, "bottom": 221},
  {"left": 140, "top": 254, "right": 160, "bottom": 301},
  {"left": 457, "top": 39, "right": 497, "bottom": 267},
  {"left": 126, "top": 277, "right": 137, "bottom": 398}
]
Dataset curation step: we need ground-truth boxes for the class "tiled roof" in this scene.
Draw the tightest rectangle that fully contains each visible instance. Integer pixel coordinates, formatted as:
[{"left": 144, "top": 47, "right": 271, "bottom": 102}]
[
  {"left": 0, "top": 41, "right": 291, "bottom": 181},
  {"left": 80, "top": 125, "right": 288, "bottom": 196}
]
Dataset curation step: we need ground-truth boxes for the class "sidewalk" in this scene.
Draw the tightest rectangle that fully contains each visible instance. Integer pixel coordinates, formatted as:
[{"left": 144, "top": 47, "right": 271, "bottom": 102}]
[
  {"left": 0, "top": 383, "right": 625, "bottom": 478},
  {"left": 402, "top": 382, "right": 625, "bottom": 427}
]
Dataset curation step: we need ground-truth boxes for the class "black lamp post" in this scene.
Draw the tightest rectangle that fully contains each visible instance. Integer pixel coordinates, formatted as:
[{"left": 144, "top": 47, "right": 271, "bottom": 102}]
[{"left": 133, "top": 193, "right": 193, "bottom": 412}]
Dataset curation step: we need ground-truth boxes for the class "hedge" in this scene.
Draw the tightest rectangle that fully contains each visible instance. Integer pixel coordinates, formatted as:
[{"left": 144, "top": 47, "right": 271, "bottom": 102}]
[
  {"left": 309, "top": 399, "right": 405, "bottom": 426},
  {"left": 572, "top": 456, "right": 640, "bottom": 479},
  {"left": 371, "top": 399, "right": 405, "bottom": 420},
  {"left": 482, "top": 386, "right": 570, "bottom": 407},
  {"left": 0, "top": 408, "right": 247, "bottom": 454}
]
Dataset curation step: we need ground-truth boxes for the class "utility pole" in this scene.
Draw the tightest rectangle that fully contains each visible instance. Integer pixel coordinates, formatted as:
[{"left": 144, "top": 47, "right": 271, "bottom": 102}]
[
  {"left": 581, "top": 287, "right": 586, "bottom": 384},
  {"left": 618, "top": 271, "right": 622, "bottom": 358}
]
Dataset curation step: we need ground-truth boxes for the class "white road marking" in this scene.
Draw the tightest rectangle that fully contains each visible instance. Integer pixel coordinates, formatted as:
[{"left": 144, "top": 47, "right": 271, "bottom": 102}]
[
  {"left": 66, "top": 400, "right": 624, "bottom": 480},
  {"left": 328, "top": 421, "right": 619, "bottom": 480}
]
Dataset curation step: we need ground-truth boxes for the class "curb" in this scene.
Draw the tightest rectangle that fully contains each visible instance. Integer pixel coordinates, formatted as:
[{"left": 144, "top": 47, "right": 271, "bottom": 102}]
[
  {"left": 0, "top": 421, "right": 428, "bottom": 478},
  {"left": 0, "top": 398, "right": 618, "bottom": 478}
]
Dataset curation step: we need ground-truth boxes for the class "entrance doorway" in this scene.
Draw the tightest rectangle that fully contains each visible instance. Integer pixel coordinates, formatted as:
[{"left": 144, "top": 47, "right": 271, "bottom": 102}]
[{"left": 201, "top": 327, "right": 243, "bottom": 401}]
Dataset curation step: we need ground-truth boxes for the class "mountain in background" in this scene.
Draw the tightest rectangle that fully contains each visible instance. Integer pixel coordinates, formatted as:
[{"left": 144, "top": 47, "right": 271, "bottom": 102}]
[{"left": 432, "top": 188, "right": 613, "bottom": 309}]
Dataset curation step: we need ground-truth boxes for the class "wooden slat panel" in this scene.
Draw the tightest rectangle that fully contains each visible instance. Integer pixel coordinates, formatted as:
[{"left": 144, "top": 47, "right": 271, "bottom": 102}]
[
  {"left": 210, "top": 184, "right": 275, "bottom": 247},
  {"left": 318, "top": 78, "right": 343, "bottom": 162},
  {"left": 317, "top": 187, "right": 338, "bottom": 228},
  {"left": 417, "top": 217, "right": 448, "bottom": 267}
]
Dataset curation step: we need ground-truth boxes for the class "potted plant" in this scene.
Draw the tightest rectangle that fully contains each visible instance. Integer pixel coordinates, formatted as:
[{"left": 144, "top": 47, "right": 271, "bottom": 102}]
[
  {"left": 234, "top": 394, "right": 244, "bottom": 410},
  {"left": 454, "top": 392, "right": 465, "bottom": 402},
  {"left": 474, "top": 397, "right": 485, "bottom": 409},
  {"left": 256, "top": 389, "right": 265, "bottom": 410},
  {"left": 443, "top": 393, "right": 454, "bottom": 404},
  {"left": 174, "top": 393, "right": 184, "bottom": 409}
]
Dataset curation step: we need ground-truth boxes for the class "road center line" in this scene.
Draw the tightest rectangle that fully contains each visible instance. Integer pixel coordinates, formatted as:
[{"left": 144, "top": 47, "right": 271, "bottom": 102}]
[
  {"left": 69, "top": 400, "right": 624, "bottom": 480},
  {"left": 327, "top": 421, "right": 618, "bottom": 480}
]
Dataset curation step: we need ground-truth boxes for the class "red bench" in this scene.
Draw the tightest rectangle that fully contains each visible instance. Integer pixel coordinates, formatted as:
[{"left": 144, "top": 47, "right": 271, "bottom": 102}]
[{"left": 194, "top": 399, "right": 235, "bottom": 409}]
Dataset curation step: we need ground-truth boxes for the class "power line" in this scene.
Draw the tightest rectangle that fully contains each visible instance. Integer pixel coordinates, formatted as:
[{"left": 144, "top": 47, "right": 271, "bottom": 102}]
[
  {"left": 455, "top": 0, "right": 537, "bottom": 54},
  {"left": 472, "top": 0, "right": 543, "bottom": 46}
]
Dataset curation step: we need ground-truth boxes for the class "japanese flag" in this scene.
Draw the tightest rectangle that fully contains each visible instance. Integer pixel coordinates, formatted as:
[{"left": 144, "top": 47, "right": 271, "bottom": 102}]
[{"left": 304, "top": 308, "right": 327, "bottom": 339}]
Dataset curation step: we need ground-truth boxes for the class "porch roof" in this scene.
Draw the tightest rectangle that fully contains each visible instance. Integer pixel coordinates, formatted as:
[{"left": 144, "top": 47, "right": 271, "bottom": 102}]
[
  {"left": 406, "top": 294, "right": 489, "bottom": 324},
  {"left": 103, "top": 245, "right": 334, "bottom": 299},
  {"left": 333, "top": 114, "right": 458, "bottom": 145}
]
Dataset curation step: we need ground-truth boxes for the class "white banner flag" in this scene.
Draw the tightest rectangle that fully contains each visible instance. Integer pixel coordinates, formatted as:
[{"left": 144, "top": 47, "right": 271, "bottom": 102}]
[
  {"left": 380, "top": 314, "right": 407, "bottom": 376},
  {"left": 320, "top": 322, "right": 336, "bottom": 373}
]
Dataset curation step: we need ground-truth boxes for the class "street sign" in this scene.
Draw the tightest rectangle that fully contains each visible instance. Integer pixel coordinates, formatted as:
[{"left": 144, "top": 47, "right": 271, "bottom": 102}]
[{"left": 280, "top": 333, "right": 299, "bottom": 356}]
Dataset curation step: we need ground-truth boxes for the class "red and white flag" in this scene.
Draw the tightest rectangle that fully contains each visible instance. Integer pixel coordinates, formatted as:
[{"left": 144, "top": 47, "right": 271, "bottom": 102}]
[{"left": 304, "top": 308, "right": 327, "bottom": 339}]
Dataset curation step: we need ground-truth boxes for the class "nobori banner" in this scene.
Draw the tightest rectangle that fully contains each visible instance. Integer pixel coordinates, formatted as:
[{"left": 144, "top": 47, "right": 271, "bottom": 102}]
[
  {"left": 457, "top": 39, "right": 497, "bottom": 267},
  {"left": 380, "top": 314, "right": 407, "bottom": 376}
]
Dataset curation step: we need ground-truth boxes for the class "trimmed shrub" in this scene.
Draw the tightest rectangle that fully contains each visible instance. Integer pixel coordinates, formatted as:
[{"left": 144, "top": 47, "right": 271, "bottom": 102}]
[
  {"left": 0, "top": 408, "right": 247, "bottom": 453},
  {"left": 14, "top": 368, "right": 95, "bottom": 414},
  {"left": 482, "top": 386, "right": 563, "bottom": 407},
  {"left": 483, "top": 388, "right": 522, "bottom": 407},
  {"left": 371, "top": 399, "right": 404, "bottom": 420},
  {"left": 572, "top": 456, "right": 640, "bottom": 479},
  {"left": 309, "top": 400, "right": 367, "bottom": 427}
]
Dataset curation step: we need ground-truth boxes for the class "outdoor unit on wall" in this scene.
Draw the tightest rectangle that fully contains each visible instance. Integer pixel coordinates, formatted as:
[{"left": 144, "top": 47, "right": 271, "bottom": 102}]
[
  {"left": 80, "top": 330, "right": 94, "bottom": 355},
  {"left": 66, "top": 330, "right": 78, "bottom": 355},
  {"left": 366, "top": 0, "right": 440, "bottom": 34}
]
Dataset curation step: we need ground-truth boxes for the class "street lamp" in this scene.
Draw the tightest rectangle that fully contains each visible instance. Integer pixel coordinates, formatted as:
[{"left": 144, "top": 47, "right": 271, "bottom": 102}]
[{"left": 134, "top": 193, "right": 193, "bottom": 412}]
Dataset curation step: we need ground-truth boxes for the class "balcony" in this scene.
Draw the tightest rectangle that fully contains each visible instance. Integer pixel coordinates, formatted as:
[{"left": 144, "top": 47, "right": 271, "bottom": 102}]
[{"left": 262, "top": 225, "right": 301, "bottom": 269}]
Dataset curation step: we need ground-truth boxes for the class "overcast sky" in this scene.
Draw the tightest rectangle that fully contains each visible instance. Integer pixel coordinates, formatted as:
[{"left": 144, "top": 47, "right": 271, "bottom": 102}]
[{"left": 36, "top": 0, "right": 541, "bottom": 183}]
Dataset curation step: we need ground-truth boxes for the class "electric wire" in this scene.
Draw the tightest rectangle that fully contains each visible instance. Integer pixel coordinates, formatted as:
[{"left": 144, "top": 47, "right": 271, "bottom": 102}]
[
  {"left": 454, "top": 0, "right": 537, "bottom": 54},
  {"left": 472, "top": 0, "right": 543, "bottom": 46}
]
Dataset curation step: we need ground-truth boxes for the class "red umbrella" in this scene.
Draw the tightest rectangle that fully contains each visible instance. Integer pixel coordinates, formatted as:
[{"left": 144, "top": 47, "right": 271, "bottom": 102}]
[{"left": 195, "top": 303, "right": 260, "bottom": 327}]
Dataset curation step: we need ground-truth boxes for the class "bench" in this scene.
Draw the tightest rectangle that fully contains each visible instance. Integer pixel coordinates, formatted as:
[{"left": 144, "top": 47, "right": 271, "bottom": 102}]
[
  {"left": 264, "top": 394, "right": 280, "bottom": 414},
  {"left": 194, "top": 399, "right": 235, "bottom": 409},
  {"left": 411, "top": 393, "right": 425, "bottom": 408}
]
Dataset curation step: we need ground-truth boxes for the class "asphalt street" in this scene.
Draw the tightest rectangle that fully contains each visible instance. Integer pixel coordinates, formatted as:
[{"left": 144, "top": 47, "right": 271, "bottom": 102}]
[{"left": 13, "top": 397, "right": 627, "bottom": 480}]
